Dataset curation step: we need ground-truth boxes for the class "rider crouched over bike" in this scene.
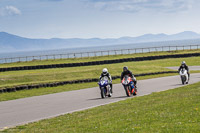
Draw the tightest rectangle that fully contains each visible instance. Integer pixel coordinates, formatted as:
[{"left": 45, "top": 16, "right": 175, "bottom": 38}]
[
  {"left": 99, "top": 68, "right": 113, "bottom": 93},
  {"left": 121, "top": 66, "right": 137, "bottom": 89},
  {"left": 178, "top": 61, "right": 190, "bottom": 81}
]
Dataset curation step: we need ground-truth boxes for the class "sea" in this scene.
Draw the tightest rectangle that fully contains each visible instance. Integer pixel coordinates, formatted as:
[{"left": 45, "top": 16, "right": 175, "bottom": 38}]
[{"left": 0, "top": 39, "right": 199, "bottom": 63}]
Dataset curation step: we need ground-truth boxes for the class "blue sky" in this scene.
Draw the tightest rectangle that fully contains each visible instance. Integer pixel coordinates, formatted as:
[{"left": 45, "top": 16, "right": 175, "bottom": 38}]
[{"left": 0, "top": 0, "right": 200, "bottom": 39}]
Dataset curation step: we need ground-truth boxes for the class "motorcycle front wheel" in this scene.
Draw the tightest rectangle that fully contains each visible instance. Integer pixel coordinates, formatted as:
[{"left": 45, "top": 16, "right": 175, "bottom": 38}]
[
  {"left": 101, "top": 87, "right": 106, "bottom": 98},
  {"left": 181, "top": 76, "right": 186, "bottom": 85},
  {"left": 125, "top": 86, "right": 131, "bottom": 97}
]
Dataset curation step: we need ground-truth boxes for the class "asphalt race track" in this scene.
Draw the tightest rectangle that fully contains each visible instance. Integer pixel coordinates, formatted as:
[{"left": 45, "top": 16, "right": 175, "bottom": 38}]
[{"left": 0, "top": 73, "right": 200, "bottom": 129}]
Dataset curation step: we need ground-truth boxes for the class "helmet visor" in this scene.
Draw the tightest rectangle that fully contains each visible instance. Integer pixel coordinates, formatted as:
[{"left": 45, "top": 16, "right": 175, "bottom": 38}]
[
  {"left": 103, "top": 72, "right": 107, "bottom": 75},
  {"left": 123, "top": 68, "right": 127, "bottom": 72}
]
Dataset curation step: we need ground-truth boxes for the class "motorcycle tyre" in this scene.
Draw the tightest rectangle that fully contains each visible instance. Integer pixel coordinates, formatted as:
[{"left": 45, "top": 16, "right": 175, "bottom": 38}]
[
  {"left": 101, "top": 87, "right": 106, "bottom": 99},
  {"left": 125, "top": 86, "right": 131, "bottom": 97},
  {"left": 181, "top": 76, "right": 186, "bottom": 85}
]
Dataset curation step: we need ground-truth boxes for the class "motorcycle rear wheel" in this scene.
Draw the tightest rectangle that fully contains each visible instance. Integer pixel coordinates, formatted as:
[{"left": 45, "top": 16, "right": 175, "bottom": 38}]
[
  {"left": 133, "top": 86, "right": 137, "bottom": 95},
  {"left": 108, "top": 86, "right": 112, "bottom": 97}
]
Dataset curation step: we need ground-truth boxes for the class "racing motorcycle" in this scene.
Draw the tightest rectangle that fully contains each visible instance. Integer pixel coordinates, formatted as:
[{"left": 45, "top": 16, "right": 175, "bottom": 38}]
[
  {"left": 121, "top": 75, "right": 137, "bottom": 97},
  {"left": 179, "top": 68, "right": 189, "bottom": 85},
  {"left": 98, "top": 77, "right": 112, "bottom": 98}
]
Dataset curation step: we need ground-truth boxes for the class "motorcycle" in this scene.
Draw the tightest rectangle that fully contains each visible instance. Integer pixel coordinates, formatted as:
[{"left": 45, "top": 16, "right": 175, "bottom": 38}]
[
  {"left": 179, "top": 68, "right": 189, "bottom": 85},
  {"left": 98, "top": 77, "right": 112, "bottom": 98},
  {"left": 121, "top": 75, "right": 137, "bottom": 97}
]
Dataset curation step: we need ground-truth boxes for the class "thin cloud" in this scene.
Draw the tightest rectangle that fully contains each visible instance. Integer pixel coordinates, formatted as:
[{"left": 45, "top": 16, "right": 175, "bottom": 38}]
[
  {"left": 85, "top": 0, "right": 195, "bottom": 13},
  {"left": 0, "top": 6, "right": 21, "bottom": 16}
]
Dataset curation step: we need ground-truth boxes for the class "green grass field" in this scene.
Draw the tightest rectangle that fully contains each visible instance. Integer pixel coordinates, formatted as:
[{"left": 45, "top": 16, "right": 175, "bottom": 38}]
[
  {"left": 2, "top": 81, "right": 200, "bottom": 133},
  {"left": 0, "top": 49, "right": 200, "bottom": 102},
  {"left": 0, "top": 49, "right": 200, "bottom": 68},
  {"left": 0, "top": 56, "right": 200, "bottom": 88}
]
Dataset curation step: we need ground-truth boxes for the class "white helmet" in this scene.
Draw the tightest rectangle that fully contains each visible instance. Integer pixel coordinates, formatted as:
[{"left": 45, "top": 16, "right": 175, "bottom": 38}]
[
  {"left": 102, "top": 68, "right": 108, "bottom": 75},
  {"left": 182, "top": 61, "right": 186, "bottom": 65}
]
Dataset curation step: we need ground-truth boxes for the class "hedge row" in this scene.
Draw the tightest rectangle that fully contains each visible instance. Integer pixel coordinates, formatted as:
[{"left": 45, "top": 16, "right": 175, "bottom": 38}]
[
  {"left": 0, "top": 53, "right": 199, "bottom": 72},
  {"left": 0, "top": 71, "right": 177, "bottom": 94}
]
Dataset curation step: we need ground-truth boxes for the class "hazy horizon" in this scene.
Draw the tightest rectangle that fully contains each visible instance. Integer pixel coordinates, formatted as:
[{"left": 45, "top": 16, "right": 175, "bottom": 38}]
[{"left": 1, "top": 30, "right": 200, "bottom": 40}]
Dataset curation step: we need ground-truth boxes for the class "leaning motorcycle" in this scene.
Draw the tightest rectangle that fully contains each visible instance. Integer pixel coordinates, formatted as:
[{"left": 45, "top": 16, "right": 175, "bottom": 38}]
[
  {"left": 179, "top": 68, "right": 189, "bottom": 85},
  {"left": 121, "top": 75, "right": 137, "bottom": 97},
  {"left": 98, "top": 77, "right": 112, "bottom": 98}
]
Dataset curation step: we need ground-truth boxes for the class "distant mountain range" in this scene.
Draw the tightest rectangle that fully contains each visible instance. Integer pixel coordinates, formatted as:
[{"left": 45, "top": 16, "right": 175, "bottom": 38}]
[{"left": 1, "top": 31, "right": 200, "bottom": 52}]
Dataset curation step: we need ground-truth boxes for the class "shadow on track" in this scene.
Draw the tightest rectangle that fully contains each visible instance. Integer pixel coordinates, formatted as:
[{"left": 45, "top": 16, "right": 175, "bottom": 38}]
[
  {"left": 87, "top": 96, "right": 128, "bottom": 101},
  {"left": 171, "top": 84, "right": 184, "bottom": 86}
]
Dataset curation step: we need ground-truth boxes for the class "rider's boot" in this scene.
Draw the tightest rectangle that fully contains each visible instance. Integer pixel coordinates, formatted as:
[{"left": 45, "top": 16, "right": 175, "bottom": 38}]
[
  {"left": 134, "top": 81, "right": 137, "bottom": 89},
  {"left": 130, "top": 83, "right": 135, "bottom": 93},
  {"left": 186, "top": 72, "right": 190, "bottom": 84},
  {"left": 110, "top": 84, "right": 113, "bottom": 93}
]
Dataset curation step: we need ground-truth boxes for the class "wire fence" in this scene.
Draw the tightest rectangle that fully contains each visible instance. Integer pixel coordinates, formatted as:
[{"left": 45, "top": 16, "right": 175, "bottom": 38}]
[{"left": 0, "top": 44, "right": 199, "bottom": 64}]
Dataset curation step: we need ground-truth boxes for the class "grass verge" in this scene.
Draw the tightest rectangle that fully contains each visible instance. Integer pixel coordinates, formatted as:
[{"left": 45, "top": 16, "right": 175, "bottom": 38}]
[{"left": 2, "top": 81, "right": 200, "bottom": 133}]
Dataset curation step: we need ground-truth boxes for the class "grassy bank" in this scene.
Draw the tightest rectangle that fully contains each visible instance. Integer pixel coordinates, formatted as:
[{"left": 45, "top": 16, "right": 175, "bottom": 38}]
[
  {"left": 0, "top": 49, "right": 200, "bottom": 68},
  {"left": 0, "top": 56, "right": 200, "bottom": 88},
  {"left": 2, "top": 81, "right": 200, "bottom": 133}
]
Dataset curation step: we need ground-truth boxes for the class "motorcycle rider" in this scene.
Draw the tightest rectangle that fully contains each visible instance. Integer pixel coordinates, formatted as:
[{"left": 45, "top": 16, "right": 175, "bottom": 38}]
[
  {"left": 178, "top": 61, "right": 190, "bottom": 81},
  {"left": 99, "top": 68, "right": 113, "bottom": 92},
  {"left": 121, "top": 66, "right": 137, "bottom": 89}
]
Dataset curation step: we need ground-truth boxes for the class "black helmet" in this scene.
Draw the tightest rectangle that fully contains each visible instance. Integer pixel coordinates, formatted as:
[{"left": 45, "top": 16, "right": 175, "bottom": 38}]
[{"left": 123, "top": 66, "right": 128, "bottom": 72}]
